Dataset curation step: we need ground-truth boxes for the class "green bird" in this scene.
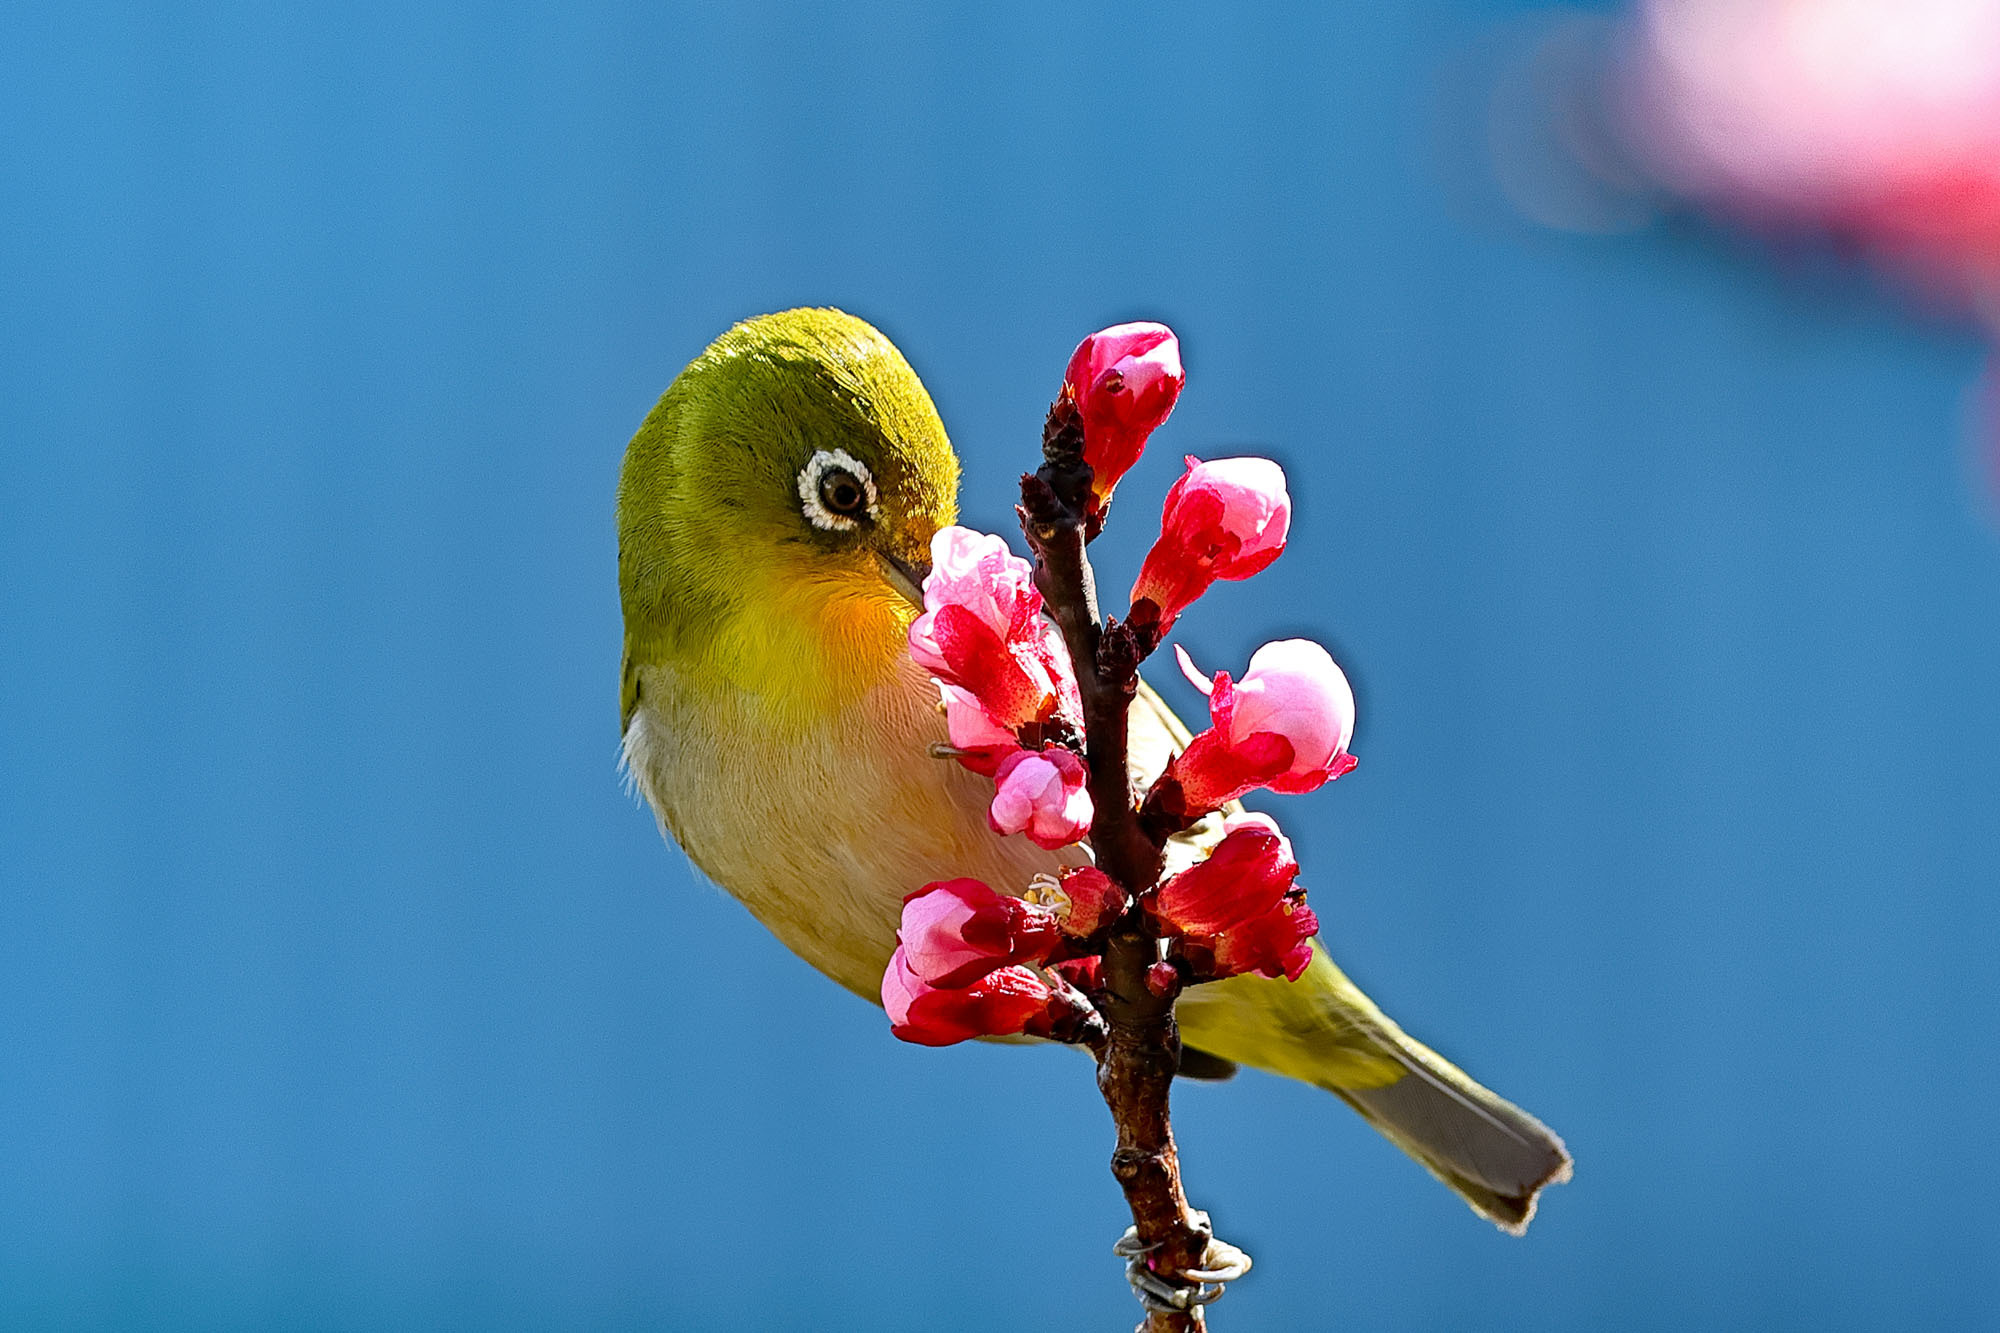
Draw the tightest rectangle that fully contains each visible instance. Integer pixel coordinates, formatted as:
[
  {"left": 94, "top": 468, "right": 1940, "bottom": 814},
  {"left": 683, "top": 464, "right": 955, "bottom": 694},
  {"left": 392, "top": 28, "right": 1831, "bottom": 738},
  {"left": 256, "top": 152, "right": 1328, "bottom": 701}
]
[{"left": 617, "top": 306, "right": 1571, "bottom": 1231}]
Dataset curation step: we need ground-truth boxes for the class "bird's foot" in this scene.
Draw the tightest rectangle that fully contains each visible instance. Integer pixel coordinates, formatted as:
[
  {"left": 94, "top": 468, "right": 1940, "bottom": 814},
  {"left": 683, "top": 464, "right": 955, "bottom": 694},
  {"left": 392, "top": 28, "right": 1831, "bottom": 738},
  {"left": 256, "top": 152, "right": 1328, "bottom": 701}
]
[{"left": 1113, "top": 1210, "right": 1252, "bottom": 1316}]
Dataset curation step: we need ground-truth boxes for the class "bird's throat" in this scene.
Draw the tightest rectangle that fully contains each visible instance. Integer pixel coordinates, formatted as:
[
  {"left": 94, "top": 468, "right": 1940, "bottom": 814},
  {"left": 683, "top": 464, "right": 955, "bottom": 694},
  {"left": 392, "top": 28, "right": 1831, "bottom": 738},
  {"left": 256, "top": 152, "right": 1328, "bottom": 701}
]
[{"left": 663, "top": 566, "right": 913, "bottom": 733}]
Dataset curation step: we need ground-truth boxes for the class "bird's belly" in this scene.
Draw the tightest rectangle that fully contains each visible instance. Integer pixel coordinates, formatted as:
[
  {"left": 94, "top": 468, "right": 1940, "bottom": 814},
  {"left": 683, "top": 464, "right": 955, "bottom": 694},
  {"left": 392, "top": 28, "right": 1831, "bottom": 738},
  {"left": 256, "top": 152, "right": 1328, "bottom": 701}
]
[{"left": 624, "top": 656, "right": 1078, "bottom": 999}]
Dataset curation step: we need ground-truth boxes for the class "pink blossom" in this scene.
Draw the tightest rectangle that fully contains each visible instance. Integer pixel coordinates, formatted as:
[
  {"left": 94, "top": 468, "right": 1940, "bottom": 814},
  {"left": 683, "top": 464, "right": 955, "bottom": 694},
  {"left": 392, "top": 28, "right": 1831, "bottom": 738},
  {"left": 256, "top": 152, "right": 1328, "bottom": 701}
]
[
  {"left": 914, "top": 526, "right": 1041, "bottom": 646},
  {"left": 896, "top": 878, "right": 1062, "bottom": 988},
  {"left": 1130, "top": 456, "right": 1292, "bottom": 635},
  {"left": 1614, "top": 0, "right": 2000, "bottom": 309},
  {"left": 988, "top": 746, "right": 1094, "bottom": 849},
  {"left": 882, "top": 948, "right": 1058, "bottom": 1046},
  {"left": 1153, "top": 812, "right": 1301, "bottom": 936},
  {"left": 1156, "top": 640, "right": 1357, "bottom": 816},
  {"left": 1055, "top": 866, "right": 1127, "bottom": 937},
  {"left": 1063, "top": 323, "right": 1185, "bottom": 507},
  {"left": 908, "top": 526, "right": 1076, "bottom": 732}
]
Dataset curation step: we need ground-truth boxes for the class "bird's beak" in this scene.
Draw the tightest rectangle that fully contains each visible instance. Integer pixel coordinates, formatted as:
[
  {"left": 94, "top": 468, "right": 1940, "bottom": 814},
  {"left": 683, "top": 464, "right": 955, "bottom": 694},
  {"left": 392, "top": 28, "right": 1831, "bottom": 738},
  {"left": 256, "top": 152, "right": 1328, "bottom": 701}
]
[{"left": 876, "top": 549, "right": 930, "bottom": 610}]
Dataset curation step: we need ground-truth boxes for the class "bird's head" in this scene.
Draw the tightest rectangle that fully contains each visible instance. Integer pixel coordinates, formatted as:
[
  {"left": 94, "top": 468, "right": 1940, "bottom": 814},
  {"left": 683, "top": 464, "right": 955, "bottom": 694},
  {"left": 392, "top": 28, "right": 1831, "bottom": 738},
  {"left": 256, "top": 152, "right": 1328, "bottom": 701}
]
[{"left": 618, "top": 308, "right": 958, "bottom": 727}]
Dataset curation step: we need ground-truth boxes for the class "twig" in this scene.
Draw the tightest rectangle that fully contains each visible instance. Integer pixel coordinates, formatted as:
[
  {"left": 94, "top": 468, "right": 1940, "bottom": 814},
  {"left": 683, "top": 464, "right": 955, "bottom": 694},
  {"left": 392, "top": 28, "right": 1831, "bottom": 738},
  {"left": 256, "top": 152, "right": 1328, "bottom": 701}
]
[{"left": 1019, "top": 397, "right": 1215, "bottom": 1333}]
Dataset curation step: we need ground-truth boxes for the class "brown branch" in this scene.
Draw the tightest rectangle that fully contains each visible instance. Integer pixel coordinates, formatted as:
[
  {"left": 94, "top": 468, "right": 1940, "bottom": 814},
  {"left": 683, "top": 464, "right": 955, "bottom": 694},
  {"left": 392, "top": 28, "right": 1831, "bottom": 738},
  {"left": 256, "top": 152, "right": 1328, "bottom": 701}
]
[{"left": 1020, "top": 398, "right": 1215, "bottom": 1333}]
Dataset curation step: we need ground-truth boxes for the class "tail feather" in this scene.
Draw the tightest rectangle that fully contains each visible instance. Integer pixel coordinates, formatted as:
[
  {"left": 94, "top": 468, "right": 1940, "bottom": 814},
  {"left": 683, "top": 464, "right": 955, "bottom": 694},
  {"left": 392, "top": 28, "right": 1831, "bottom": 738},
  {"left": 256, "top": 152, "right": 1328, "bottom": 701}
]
[
  {"left": 1176, "top": 941, "right": 1572, "bottom": 1231},
  {"left": 1323, "top": 1030, "right": 1571, "bottom": 1233}
]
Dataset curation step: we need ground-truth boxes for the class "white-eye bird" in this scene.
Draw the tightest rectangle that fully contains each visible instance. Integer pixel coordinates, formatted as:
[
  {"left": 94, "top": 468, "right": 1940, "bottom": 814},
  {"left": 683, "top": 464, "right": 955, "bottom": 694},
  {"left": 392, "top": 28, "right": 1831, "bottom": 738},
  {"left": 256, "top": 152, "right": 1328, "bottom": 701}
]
[{"left": 618, "top": 307, "right": 1571, "bottom": 1231}]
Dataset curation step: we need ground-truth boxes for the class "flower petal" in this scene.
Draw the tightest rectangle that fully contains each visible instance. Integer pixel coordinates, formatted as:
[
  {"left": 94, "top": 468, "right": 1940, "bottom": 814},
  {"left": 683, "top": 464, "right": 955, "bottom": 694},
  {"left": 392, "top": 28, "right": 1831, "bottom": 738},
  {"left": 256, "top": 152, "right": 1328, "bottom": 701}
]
[
  {"left": 1057, "top": 866, "right": 1127, "bottom": 936},
  {"left": 1173, "top": 643, "right": 1216, "bottom": 696},
  {"left": 1211, "top": 901, "right": 1320, "bottom": 982}
]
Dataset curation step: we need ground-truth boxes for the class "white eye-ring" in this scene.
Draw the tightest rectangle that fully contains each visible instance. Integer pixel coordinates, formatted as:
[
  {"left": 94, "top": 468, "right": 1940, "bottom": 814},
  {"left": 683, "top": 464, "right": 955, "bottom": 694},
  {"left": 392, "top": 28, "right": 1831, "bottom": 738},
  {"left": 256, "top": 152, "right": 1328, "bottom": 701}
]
[{"left": 797, "top": 448, "right": 879, "bottom": 531}]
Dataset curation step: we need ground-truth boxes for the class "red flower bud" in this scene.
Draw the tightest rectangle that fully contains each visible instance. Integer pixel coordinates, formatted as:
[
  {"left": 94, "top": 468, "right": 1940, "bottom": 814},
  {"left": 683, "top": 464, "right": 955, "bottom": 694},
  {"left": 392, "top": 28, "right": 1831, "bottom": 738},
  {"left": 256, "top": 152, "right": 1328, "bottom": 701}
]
[
  {"left": 1153, "top": 813, "right": 1300, "bottom": 936},
  {"left": 1130, "top": 456, "right": 1291, "bottom": 635},
  {"left": 988, "top": 746, "right": 1094, "bottom": 850},
  {"left": 1063, "top": 322, "right": 1184, "bottom": 508},
  {"left": 896, "top": 878, "right": 1062, "bottom": 988}
]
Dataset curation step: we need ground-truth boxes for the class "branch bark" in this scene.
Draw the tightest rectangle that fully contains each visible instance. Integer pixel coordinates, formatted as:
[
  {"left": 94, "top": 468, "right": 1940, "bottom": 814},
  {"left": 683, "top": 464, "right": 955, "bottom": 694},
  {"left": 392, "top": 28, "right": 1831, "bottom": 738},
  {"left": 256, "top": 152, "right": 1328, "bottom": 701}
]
[{"left": 1020, "top": 398, "right": 1215, "bottom": 1333}]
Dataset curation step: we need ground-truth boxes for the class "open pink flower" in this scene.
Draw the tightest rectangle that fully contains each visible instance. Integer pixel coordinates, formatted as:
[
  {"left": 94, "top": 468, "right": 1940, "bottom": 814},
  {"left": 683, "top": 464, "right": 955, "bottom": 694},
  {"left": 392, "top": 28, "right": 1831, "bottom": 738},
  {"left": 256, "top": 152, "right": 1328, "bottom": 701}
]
[
  {"left": 882, "top": 949, "right": 1058, "bottom": 1046},
  {"left": 1064, "top": 323, "right": 1185, "bottom": 507},
  {"left": 897, "top": 878, "right": 1062, "bottom": 988},
  {"left": 1211, "top": 900, "right": 1319, "bottom": 982},
  {"left": 988, "top": 746, "right": 1094, "bottom": 849},
  {"left": 1156, "top": 640, "right": 1357, "bottom": 816},
  {"left": 1131, "top": 456, "right": 1291, "bottom": 635},
  {"left": 909, "top": 526, "right": 1076, "bottom": 731},
  {"left": 1153, "top": 812, "right": 1301, "bottom": 936}
]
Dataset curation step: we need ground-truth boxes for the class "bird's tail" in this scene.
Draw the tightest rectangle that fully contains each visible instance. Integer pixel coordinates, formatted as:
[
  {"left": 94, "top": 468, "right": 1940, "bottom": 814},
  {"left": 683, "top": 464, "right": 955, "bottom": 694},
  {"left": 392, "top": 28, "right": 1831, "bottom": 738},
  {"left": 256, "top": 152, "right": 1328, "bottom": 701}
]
[{"left": 1174, "top": 942, "right": 1572, "bottom": 1232}]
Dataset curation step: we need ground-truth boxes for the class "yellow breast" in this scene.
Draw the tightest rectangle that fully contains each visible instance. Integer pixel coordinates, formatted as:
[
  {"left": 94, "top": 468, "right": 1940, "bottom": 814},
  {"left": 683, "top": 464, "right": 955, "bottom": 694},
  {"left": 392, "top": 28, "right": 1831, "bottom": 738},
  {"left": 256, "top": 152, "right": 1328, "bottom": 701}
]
[
  {"left": 623, "top": 645, "right": 1085, "bottom": 1000},
  {"left": 625, "top": 550, "right": 913, "bottom": 740}
]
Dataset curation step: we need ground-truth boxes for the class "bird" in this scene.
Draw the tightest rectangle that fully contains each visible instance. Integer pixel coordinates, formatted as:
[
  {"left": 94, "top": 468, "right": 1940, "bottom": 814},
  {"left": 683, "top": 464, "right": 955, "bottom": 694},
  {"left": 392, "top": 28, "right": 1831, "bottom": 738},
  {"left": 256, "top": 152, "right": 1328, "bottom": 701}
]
[{"left": 616, "top": 305, "right": 1571, "bottom": 1234}]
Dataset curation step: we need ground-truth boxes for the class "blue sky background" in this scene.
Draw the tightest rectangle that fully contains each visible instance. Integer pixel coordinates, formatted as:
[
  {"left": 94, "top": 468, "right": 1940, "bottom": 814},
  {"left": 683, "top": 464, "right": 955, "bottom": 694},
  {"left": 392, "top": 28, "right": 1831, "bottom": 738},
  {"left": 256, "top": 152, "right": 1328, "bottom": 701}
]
[{"left": 4, "top": 3, "right": 1998, "bottom": 1330}]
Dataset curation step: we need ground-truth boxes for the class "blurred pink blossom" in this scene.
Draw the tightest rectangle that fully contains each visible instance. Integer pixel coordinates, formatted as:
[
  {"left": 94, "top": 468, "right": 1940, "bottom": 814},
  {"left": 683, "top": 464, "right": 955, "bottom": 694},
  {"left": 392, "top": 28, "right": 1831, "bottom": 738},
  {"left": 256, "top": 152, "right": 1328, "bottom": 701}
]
[
  {"left": 1617, "top": 0, "right": 2000, "bottom": 311},
  {"left": 1484, "top": 0, "right": 2000, "bottom": 520}
]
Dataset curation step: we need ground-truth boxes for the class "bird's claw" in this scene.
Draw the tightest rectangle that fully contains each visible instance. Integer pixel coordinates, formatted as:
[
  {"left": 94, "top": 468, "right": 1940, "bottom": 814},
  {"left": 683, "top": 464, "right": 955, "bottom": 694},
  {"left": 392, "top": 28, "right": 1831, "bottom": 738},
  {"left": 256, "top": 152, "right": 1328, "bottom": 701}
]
[{"left": 1113, "top": 1210, "right": 1253, "bottom": 1315}]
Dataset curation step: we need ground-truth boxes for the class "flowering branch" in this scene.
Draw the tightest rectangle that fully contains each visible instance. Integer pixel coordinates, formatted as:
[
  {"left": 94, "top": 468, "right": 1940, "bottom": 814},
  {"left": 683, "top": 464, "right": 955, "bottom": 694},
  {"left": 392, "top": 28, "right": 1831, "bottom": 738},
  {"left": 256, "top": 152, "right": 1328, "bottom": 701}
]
[
  {"left": 1018, "top": 407, "right": 1160, "bottom": 890},
  {"left": 1020, "top": 397, "right": 1214, "bottom": 1333},
  {"left": 883, "top": 321, "right": 1357, "bottom": 1328}
]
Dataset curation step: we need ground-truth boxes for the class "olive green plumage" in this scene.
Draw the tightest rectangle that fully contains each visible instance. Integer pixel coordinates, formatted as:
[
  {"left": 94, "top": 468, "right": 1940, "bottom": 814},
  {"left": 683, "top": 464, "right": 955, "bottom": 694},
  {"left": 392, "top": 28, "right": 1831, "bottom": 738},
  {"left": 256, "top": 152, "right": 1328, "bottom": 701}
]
[
  {"left": 617, "top": 307, "right": 1571, "bottom": 1231},
  {"left": 619, "top": 307, "right": 954, "bottom": 732}
]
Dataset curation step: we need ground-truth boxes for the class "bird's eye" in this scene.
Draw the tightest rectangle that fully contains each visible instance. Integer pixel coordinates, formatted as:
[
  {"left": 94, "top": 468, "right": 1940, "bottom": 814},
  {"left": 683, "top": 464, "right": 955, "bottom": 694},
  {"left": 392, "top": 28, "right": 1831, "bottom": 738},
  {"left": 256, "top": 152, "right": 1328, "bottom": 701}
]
[
  {"left": 797, "top": 449, "right": 879, "bottom": 532},
  {"left": 819, "top": 470, "right": 867, "bottom": 516}
]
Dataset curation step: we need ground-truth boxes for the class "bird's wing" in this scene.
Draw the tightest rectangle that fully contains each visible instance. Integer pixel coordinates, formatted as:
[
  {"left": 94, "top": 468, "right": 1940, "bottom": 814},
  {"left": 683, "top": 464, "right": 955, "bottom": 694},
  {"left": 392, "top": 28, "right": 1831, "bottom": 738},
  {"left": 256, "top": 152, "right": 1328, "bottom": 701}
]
[{"left": 1127, "top": 674, "right": 1194, "bottom": 784}]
